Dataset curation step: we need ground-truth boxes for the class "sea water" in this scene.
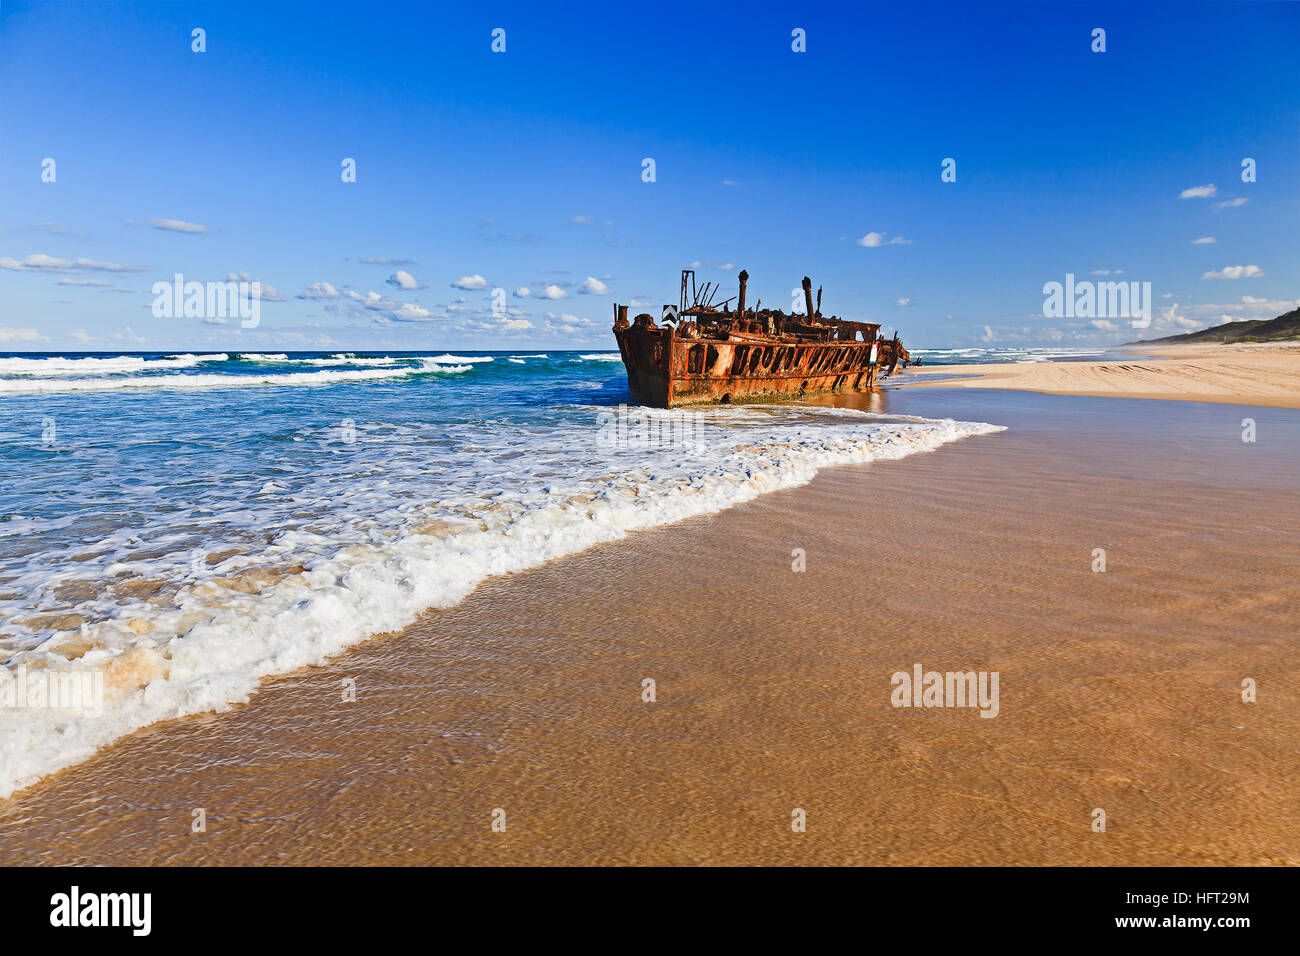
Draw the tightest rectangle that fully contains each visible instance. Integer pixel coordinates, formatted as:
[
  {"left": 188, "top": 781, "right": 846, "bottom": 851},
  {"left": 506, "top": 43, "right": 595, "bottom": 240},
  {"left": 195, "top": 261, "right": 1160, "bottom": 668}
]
[{"left": 0, "top": 350, "right": 1003, "bottom": 796}]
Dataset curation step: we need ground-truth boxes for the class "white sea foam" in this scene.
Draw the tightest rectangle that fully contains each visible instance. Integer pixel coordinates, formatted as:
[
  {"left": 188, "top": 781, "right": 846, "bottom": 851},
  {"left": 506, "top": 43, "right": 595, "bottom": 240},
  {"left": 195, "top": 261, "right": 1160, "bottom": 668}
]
[
  {"left": 295, "top": 356, "right": 405, "bottom": 366},
  {"left": 0, "top": 354, "right": 224, "bottom": 377},
  {"left": 0, "top": 367, "right": 416, "bottom": 393},
  {"left": 0, "top": 407, "right": 1004, "bottom": 798},
  {"left": 416, "top": 361, "right": 472, "bottom": 374},
  {"left": 421, "top": 353, "right": 494, "bottom": 364},
  {"left": 578, "top": 353, "right": 621, "bottom": 361},
  {"left": 910, "top": 347, "right": 1107, "bottom": 365}
]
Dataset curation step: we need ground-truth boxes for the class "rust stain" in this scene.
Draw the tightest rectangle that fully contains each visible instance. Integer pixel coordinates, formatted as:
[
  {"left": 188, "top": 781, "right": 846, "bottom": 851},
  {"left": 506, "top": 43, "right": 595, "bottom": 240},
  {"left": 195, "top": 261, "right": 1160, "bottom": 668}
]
[{"left": 612, "top": 269, "right": 911, "bottom": 407}]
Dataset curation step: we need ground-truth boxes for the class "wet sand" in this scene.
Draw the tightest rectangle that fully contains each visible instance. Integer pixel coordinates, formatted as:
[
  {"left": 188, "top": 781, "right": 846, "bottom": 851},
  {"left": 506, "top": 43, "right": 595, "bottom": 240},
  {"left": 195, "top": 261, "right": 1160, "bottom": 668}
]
[
  {"left": 1, "top": 388, "right": 1297, "bottom": 865},
  {"left": 903, "top": 342, "right": 1300, "bottom": 409}
]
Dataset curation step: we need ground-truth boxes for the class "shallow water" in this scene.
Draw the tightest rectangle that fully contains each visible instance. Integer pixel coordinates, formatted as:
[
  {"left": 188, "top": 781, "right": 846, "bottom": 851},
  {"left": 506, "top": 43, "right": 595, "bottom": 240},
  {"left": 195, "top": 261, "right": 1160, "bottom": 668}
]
[
  {"left": 0, "top": 350, "right": 1000, "bottom": 797},
  {"left": 2, "top": 387, "right": 1295, "bottom": 865}
]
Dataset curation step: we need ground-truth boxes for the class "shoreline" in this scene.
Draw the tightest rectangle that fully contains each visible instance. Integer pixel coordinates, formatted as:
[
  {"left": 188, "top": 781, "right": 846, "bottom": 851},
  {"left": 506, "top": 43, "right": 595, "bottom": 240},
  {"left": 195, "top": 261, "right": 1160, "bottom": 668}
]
[
  {"left": 900, "top": 341, "right": 1300, "bottom": 409},
  {"left": 0, "top": 407, "right": 999, "bottom": 803},
  {"left": 2, "top": 387, "right": 1296, "bottom": 865}
]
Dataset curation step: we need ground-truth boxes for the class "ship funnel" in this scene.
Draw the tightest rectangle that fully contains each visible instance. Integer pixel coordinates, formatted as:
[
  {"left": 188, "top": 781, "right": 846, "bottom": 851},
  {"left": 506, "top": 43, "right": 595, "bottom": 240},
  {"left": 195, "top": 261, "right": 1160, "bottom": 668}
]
[
  {"left": 802, "top": 276, "right": 816, "bottom": 319},
  {"left": 737, "top": 269, "right": 748, "bottom": 316}
]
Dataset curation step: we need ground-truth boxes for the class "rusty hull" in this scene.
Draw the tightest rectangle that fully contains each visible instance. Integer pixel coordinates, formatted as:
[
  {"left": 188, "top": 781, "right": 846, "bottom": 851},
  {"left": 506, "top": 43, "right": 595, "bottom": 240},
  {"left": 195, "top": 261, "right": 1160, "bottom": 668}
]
[
  {"left": 614, "top": 328, "right": 890, "bottom": 407},
  {"left": 612, "top": 269, "right": 910, "bottom": 408}
]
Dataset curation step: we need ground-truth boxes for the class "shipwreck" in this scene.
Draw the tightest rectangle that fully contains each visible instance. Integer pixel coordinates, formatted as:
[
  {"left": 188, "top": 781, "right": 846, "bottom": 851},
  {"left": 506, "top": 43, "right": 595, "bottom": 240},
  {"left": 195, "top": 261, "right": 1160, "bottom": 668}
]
[{"left": 612, "top": 269, "right": 910, "bottom": 407}]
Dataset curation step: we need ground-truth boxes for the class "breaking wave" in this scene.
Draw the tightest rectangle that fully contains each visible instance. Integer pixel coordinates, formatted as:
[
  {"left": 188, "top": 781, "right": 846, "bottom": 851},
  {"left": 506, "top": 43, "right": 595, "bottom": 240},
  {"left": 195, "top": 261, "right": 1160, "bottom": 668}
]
[
  {"left": 0, "top": 399, "right": 1003, "bottom": 799},
  {"left": 0, "top": 354, "right": 227, "bottom": 376},
  {"left": 0, "top": 367, "right": 420, "bottom": 393},
  {"left": 0, "top": 352, "right": 485, "bottom": 394}
]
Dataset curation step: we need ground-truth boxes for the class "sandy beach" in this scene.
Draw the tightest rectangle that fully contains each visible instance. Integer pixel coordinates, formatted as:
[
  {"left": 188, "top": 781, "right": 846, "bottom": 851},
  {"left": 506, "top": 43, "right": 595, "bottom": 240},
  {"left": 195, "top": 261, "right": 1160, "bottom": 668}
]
[
  {"left": 2, "top": 386, "right": 1296, "bottom": 866},
  {"left": 902, "top": 342, "right": 1300, "bottom": 409}
]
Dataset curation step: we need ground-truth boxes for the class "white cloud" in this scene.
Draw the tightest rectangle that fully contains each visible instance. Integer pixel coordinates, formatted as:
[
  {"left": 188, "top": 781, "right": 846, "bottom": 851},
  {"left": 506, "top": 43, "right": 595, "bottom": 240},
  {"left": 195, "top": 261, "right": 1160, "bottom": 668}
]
[
  {"left": 721, "top": 179, "right": 741, "bottom": 187},
  {"left": 1153, "top": 302, "right": 1201, "bottom": 331},
  {"left": 386, "top": 269, "right": 418, "bottom": 290},
  {"left": 342, "top": 290, "right": 433, "bottom": 321},
  {"left": 1162, "top": 296, "right": 1298, "bottom": 327},
  {"left": 387, "top": 302, "right": 434, "bottom": 322},
  {"left": 540, "top": 313, "right": 599, "bottom": 336},
  {"left": 579, "top": 276, "right": 610, "bottom": 295},
  {"left": 450, "top": 304, "right": 541, "bottom": 335},
  {"left": 980, "top": 325, "right": 996, "bottom": 343},
  {"left": 451, "top": 274, "right": 489, "bottom": 290},
  {"left": 298, "top": 281, "right": 339, "bottom": 299},
  {"left": 513, "top": 287, "right": 531, "bottom": 298},
  {"left": 297, "top": 282, "right": 434, "bottom": 322},
  {"left": 227, "top": 271, "right": 287, "bottom": 301},
  {"left": 1215, "top": 198, "right": 1248, "bottom": 209},
  {"left": 537, "top": 284, "right": 567, "bottom": 299},
  {"left": 33, "top": 222, "right": 85, "bottom": 238},
  {"left": 856, "top": 232, "right": 911, "bottom": 247},
  {"left": 1179, "top": 184, "right": 1217, "bottom": 199},
  {"left": 0, "top": 254, "right": 148, "bottom": 274},
  {"left": 149, "top": 218, "right": 209, "bottom": 234},
  {"left": 58, "top": 278, "right": 115, "bottom": 287},
  {"left": 895, "top": 297, "right": 910, "bottom": 307},
  {"left": 569, "top": 215, "right": 594, "bottom": 224},
  {"left": 1201, "top": 265, "right": 1264, "bottom": 280},
  {"left": 0, "top": 327, "right": 40, "bottom": 343},
  {"left": 1192, "top": 237, "right": 1217, "bottom": 244},
  {"left": 1089, "top": 319, "right": 1119, "bottom": 331}
]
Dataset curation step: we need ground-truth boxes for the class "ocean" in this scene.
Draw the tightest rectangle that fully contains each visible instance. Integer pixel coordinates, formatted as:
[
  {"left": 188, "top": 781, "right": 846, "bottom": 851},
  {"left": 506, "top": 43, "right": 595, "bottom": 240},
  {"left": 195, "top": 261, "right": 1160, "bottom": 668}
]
[
  {"left": 908, "top": 346, "right": 1110, "bottom": 365},
  {"left": 0, "top": 349, "right": 1006, "bottom": 798}
]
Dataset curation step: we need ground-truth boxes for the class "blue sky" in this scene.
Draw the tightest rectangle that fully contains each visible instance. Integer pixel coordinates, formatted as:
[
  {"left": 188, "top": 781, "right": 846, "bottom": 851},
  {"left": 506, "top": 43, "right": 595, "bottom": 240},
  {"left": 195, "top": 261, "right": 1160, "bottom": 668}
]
[{"left": 1, "top": 0, "right": 1297, "bottom": 351}]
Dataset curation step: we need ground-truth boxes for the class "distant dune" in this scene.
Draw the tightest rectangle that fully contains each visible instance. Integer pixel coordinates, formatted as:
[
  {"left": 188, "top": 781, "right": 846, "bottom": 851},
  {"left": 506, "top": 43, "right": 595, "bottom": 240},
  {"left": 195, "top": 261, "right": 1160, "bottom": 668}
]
[{"left": 1129, "top": 307, "right": 1300, "bottom": 345}]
